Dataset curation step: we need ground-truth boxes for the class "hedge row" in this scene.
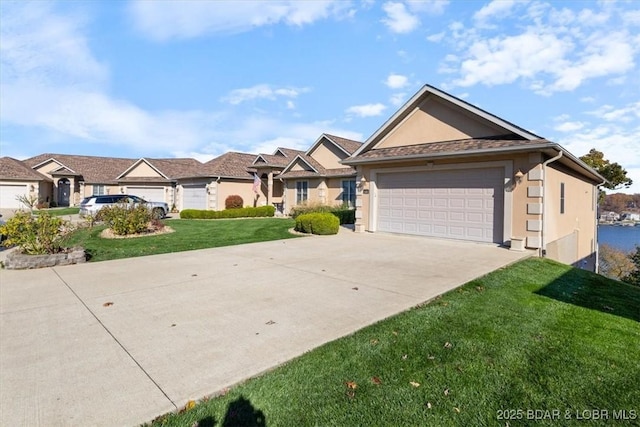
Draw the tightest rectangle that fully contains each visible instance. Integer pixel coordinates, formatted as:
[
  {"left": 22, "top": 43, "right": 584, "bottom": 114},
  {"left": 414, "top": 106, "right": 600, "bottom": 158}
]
[
  {"left": 180, "top": 205, "right": 275, "bottom": 219},
  {"left": 294, "top": 212, "right": 340, "bottom": 235},
  {"left": 290, "top": 204, "right": 355, "bottom": 225}
]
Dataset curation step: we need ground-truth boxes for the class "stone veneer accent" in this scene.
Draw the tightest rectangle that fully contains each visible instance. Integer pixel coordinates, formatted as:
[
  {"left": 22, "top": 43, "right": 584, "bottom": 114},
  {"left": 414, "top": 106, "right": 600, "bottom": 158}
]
[{"left": 4, "top": 248, "right": 86, "bottom": 270}]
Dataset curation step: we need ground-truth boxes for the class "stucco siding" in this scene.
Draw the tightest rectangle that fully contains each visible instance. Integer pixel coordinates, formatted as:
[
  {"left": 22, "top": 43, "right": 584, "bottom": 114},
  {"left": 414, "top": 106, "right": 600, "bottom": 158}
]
[
  {"left": 123, "top": 162, "right": 162, "bottom": 178},
  {"left": 309, "top": 141, "right": 346, "bottom": 169},
  {"left": 375, "top": 97, "right": 504, "bottom": 149},
  {"left": 215, "top": 180, "right": 260, "bottom": 210},
  {"left": 544, "top": 165, "right": 597, "bottom": 270}
]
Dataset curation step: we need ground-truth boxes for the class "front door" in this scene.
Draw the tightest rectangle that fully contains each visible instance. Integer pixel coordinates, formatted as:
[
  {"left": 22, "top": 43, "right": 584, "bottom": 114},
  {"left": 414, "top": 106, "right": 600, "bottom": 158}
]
[{"left": 58, "top": 178, "right": 70, "bottom": 206}]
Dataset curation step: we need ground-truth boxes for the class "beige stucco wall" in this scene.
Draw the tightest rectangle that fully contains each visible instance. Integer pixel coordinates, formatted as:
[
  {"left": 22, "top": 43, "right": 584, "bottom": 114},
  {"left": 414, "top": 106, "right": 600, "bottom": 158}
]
[
  {"left": 375, "top": 97, "right": 505, "bottom": 149},
  {"left": 215, "top": 179, "right": 262, "bottom": 210},
  {"left": 33, "top": 160, "right": 61, "bottom": 177},
  {"left": 123, "top": 162, "right": 162, "bottom": 178},
  {"left": 283, "top": 178, "right": 321, "bottom": 213},
  {"left": 544, "top": 164, "right": 597, "bottom": 270},
  {"left": 83, "top": 184, "right": 120, "bottom": 197},
  {"left": 308, "top": 140, "right": 346, "bottom": 169},
  {"left": 290, "top": 161, "right": 312, "bottom": 172}
]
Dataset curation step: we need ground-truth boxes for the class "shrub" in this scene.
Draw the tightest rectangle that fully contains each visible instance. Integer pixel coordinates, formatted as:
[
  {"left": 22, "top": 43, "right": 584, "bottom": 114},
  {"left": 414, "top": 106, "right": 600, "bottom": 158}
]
[
  {"left": 225, "top": 195, "right": 244, "bottom": 209},
  {"left": 290, "top": 203, "right": 355, "bottom": 225},
  {"left": 0, "top": 211, "right": 70, "bottom": 254},
  {"left": 294, "top": 212, "right": 339, "bottom": 235},
  {"left": 180, "top": 206, "right": 275, "bottom": 219},
  {"left": 98, "top": 204, "right": 152, "bottom": 235}
]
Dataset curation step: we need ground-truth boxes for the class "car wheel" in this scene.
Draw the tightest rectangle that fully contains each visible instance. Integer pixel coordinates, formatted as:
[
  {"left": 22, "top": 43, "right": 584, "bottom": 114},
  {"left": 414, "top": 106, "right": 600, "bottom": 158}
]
[{"left": 152, "top": 208, "right": 164, "bottom": 219}]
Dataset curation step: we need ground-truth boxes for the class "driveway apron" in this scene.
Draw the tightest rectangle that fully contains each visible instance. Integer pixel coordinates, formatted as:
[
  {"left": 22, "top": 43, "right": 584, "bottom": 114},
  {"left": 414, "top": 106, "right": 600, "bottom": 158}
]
[{"left": 0, "top": 230, "right": 530, "bottom": 426}]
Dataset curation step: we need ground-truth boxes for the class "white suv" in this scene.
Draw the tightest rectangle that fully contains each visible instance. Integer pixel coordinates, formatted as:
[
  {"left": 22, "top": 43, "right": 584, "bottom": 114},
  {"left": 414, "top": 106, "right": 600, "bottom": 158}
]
[{"left": 79, "top": 195, "right": 168, "bottom": 219}]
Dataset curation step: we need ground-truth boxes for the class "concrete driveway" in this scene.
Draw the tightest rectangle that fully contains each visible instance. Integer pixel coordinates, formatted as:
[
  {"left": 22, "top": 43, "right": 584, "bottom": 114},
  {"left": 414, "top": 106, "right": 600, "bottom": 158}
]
[{"left": 0, "top": 230, "right": 530, "bottom": 426}]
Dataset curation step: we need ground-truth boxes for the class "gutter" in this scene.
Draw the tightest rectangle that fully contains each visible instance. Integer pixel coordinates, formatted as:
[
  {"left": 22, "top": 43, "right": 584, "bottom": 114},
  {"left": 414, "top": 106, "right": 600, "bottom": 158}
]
[{"left": 541, "top": 150, "right": 563, "bottom": 257}]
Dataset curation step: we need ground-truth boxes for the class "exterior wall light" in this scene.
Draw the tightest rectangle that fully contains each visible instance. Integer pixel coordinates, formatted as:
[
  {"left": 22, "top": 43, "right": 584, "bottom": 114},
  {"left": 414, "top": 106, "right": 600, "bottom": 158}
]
[{"left": 515, "top": 170, "right": 525, "bottom": 184}]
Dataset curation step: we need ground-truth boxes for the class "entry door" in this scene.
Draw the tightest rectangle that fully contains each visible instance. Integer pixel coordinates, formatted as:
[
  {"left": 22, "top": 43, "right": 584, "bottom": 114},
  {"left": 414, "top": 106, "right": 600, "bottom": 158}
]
[
  {"left": 58, "top": 179, "right": 70, "bottom": 207},
  {"left": 376, "top": 168, "right": 504, "bottom": 243}
]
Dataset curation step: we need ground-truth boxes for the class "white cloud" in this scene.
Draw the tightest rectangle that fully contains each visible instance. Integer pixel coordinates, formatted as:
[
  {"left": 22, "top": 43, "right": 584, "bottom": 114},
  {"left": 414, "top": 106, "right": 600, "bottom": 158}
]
[
  {"left": 580, "top": 96, "right": 596, "bottom": 103},
  {"left": 381, "top": 2, "right": 419, "bottom": 33},
  {"left": 385, "top": 73, "right": 409, "bottom": 89},
  {"left": 389, "top": 92, "right": 407, "bottom": 106},
  {"left": 346, "top": 103, "right": 387, "bottom": 117},
  {"left": 221, "top": 84, "right": 310, "bottom": 105},
  {"left": 441, "top": 3, "right": 640, "bottom": 95},
  {"left": 473, "top": 0, "right": 519, "bottom": 24},
  {"left": 128, "top": 0, "right": 352, "bottom": 41},
  {"left": 406, "top": 0, "right": 449, "bottom": 15},
  {"left": 588, "top": 102, "right": 640, "bottom": 123},
  {"left": 553, "top": 121, "right": 585, "bottom": 132},
  {"left": 426, "top": 31, "right": 445, "bottom": 42}
]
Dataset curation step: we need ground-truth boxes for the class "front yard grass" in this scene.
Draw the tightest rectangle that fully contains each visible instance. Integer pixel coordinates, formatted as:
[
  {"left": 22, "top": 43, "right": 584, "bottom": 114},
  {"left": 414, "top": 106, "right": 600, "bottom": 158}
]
[
  {"left": 65, "top": 218, "right": 297, "bottom": 262},
  {"left": 33, "top": 207, "right": 80, "bottom": 216},
  {"left": 148, "top": 258, "right": 640, "bottom": 427}
]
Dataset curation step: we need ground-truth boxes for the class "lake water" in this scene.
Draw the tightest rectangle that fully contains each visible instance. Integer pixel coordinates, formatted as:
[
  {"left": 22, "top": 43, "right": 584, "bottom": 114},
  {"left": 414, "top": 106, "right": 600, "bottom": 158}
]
[{"left": 599, "top": 225, "right": 640, "bottom": 252}]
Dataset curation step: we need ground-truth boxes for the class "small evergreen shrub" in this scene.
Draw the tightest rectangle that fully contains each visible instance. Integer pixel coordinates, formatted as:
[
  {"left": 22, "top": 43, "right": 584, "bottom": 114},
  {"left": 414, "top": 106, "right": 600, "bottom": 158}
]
[
  {"left": 225, "top": 195, "right": 244, "bottom": 209},
  {"left": 180, "top": 206, "right": 275, "bottom": 219},
  {"left": 294, "top": 212, "right": 339, "bottom": 235},
  {"left": 0, "top": 211, "right": 69, "bottom": 254},
  {"left": 330, "top": 208, "right": 356, "bottom": 225}
]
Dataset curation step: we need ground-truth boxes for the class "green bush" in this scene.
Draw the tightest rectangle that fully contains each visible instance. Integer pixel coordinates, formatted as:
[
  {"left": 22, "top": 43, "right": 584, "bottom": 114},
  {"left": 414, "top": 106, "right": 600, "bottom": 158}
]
[
  {"left": 180, "top": 205, "right": 275, "bottom": 219},
  {"left": 294, "top": 212, "right": 339, "bottom": 235},
  {"left": 0, "top": 211, "right": 70, "bottom": 254},
  {"left": 98, "top": 204, "right": 152, "bottom": 235},
  {"left": 290, "top": 204, "right": 355, "bottom": 225},
  {"left": 225, "top": 194, "right": 244, "bottom": 209}
]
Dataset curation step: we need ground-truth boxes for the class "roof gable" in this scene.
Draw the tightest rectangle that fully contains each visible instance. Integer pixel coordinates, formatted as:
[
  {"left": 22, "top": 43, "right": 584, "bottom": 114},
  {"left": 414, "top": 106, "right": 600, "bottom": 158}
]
[
  {"left": 351, "top": 85, "right": 540, "bottom": 158},
  {"left": 24, "top": 153, "right": 136, "bottom": 184},
  {"left": 0, "top": 157, "right": 52, "bottom": 181},
  {"left": 118, "top": 158, "right": 168, "bottom": 180},
  {"left": 203, "top": 152, "right": 256, "bottom": 179},
  {"left": 282, "top": 155, "right": 319, "bottom": 174}
]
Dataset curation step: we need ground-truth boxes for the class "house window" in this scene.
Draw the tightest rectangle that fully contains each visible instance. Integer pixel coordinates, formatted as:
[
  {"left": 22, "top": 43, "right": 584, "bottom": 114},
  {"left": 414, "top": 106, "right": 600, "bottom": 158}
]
[
  {"left": 93, "top": 185, "right": 105, "bottom": 195},
  {"left": 560, "top": 182, "right": 565, "bottom": 214},
  {"left": 296, "top": 181, "right": 308, "bottom": 204},
  {"left": 341, "top": 180, "right": 356, "bottom": 207}
]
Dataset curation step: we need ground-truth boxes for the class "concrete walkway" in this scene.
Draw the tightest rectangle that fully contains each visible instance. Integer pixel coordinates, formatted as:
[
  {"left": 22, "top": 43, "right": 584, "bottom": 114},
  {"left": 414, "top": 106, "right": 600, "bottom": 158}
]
[{"left": 0, "top": 231, "right": 531, "bottom": 426}]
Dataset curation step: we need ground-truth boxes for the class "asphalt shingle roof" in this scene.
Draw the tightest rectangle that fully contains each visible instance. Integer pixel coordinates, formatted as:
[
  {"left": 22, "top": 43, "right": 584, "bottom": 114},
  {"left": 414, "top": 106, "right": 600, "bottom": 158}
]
[
  {"left": 0, "top": 157, "right": 51, "bottom": 181},
  {"left": 347, "top": 137, "right": 553, "bottom": 162},
  {"left": 24, "top": 153, "right": 136, "bottom": 184},
  {"left": 324, "top": 134, "right": 363, "bottom": 155},
  {"left": 203, "top": 152, "right": 257, "bottom": 179}
]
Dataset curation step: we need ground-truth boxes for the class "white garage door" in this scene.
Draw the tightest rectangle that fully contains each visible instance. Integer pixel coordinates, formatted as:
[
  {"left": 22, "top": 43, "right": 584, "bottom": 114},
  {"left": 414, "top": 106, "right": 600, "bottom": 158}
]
[
  {"left": 128, "top": 186, "right": 165, "bottom": 202},
  {"left": 0, "top": 184, "right": 28, "bottom": 209},
  {"left": 182, "top": 184, "right": 207, "bottom": 210},
  {"left": 377, "top": 168, "right": 504, "bottom": 243}
]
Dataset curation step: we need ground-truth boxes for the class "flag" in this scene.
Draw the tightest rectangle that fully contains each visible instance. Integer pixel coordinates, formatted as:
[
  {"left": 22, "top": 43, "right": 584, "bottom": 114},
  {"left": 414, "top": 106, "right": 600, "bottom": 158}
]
[{"left": 253, "top": 173, "right": 260, "bottom": 193}]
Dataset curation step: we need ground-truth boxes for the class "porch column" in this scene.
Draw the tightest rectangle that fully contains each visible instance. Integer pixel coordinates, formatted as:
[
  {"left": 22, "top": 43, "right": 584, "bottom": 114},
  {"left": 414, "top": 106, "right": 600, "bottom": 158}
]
[
  {"left": 354, "top": 170, "right": 366, "bottom": 233},
  {"left": 267, "top": 171, "right": 273, "bottom": 205}
]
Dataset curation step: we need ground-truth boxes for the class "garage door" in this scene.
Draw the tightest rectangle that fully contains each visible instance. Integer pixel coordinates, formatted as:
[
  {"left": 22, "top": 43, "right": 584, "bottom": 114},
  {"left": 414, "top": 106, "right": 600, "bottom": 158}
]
[
  {"left": 182, "top": 184, "right": 207, "bottom": 210},
  {"left": 377, "top": 168, "right": 504, "bottom": 243},
  {"left": 127, "top": 186, "right": 165, "bottom": 202},
  {"left": 0, "top": 184, "right": 28, "bottom": 209}
]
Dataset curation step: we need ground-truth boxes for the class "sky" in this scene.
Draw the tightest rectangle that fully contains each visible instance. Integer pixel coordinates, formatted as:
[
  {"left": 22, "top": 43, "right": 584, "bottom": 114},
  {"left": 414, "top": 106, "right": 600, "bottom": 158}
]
[{"left": 1, "top": 0, "right": 639, "bottom": 194}]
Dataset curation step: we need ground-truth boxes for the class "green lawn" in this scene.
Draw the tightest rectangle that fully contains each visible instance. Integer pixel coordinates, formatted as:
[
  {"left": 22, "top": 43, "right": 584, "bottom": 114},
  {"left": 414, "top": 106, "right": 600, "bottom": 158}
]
[
  {"left": 148, "top": 258, "right": 640, "bottom": 427},
  {"left": 33, "top": 207, "right": 80, "bottom": 216},
  {"left": 66, "top": 218, "right": 298, "bottom": 262}
]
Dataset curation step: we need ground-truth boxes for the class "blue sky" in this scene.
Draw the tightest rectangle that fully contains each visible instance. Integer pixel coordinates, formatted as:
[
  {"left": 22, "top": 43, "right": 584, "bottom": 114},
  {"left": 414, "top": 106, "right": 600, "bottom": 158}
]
[{"left": 1, "top": 0, "right": 639, "bottom": 193}]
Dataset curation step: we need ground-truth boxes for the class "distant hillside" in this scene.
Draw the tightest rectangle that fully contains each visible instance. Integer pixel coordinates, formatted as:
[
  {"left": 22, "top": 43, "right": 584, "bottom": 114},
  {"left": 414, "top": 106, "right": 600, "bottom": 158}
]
[{"left": 602, "top": 193, "right": 640, "bottom": 213}]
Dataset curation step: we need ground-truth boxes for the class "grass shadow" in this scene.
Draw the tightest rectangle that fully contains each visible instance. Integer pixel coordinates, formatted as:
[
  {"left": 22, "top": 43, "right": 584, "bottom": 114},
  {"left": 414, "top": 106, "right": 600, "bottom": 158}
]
[
  {"left": 221, "top": 396, "right": 266, "bottom": 427},
  {"left": 535, "top": 264, "right": 640, "bottom": 322}
]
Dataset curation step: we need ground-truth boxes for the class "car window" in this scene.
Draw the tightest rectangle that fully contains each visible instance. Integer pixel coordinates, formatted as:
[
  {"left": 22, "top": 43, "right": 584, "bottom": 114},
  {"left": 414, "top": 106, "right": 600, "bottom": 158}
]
[
  {"left": 80, "top": 197, "right": 92, "bottom": 204},
  {"left": 130, "top": 195, "right": 145, "bottom": 203},
  {"left": 96, "top": 197, "right": 111, "bottom": 204}
]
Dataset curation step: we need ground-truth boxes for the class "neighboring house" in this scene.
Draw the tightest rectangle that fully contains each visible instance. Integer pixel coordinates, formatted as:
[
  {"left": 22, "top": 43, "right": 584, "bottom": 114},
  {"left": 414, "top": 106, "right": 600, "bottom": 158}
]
[
  {"left": 620, "top": 212, "right": 640, "bottom": 221},
  {"left": 252, "top": 134, "right": 363, "bottom": 213},
  {"left": 6, "top": 152, "right": 264, "bottom": 211},
  {"left": 0, "top": 157, "right": 52, "bottom": 209},
  {"left": 23, "top": 153, "right": 136, "bottom": 207},
  {"left": 599, "top": 211, "right": 620, "bottom": 222},
  {"left": 343, "top": 85, "right": 604, "bottom": 271},
  {"left": 279, "top": 134, "right": 363, "bottom": 212}
]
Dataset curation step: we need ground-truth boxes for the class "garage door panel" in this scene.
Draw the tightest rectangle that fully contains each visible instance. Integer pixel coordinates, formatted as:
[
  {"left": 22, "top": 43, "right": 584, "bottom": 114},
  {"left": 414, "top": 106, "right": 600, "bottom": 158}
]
[
  {"left": 377, "top": 168, "right": 504, "bottom": 243},
  {"left": 0, "top": 185, "right": 27, "bottom": 209},
  {"left": 128, "top": 187, "right": 164, "bottom": 202}
]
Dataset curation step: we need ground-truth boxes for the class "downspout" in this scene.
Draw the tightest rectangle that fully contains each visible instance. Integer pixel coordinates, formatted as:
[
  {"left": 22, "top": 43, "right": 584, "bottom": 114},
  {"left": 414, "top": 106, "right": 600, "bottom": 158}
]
[{"left": 541, "top": 150, "right": 563, "bottom": 257}]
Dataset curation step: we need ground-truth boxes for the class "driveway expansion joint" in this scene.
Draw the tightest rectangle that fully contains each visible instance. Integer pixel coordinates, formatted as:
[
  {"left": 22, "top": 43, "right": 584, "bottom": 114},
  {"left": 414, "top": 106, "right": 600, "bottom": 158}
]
[{"left": 51, "top": 267, "right": 178, "bottom": 411}]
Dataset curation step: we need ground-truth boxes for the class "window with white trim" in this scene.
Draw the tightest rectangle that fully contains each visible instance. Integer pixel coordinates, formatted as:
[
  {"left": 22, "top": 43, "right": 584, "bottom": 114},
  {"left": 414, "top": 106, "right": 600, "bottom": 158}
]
[
  {"left": 560, "top": 182, "right": 565, "bottom": 214},
  {"left": 296, "top": 181, "right": 308, "bottom": 204},
  {"left": 341, "top": 180, "right": 356, "bottom": 207},
  {"left": 93, "top": 185, "right": 106, "bottom": 195}
]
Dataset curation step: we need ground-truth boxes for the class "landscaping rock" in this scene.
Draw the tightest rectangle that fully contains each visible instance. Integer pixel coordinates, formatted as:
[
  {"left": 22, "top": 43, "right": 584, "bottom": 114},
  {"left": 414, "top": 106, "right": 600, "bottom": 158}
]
[{"left": 4, "top": 248, "right": 86, "bottom": 270}]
